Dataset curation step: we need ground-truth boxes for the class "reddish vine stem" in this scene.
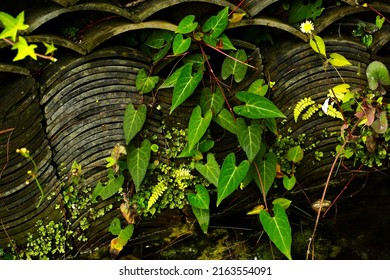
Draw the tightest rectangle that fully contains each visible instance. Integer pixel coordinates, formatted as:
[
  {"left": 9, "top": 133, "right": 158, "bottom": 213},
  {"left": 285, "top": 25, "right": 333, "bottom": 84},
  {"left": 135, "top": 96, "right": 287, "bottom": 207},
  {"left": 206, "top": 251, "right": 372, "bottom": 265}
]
[
  {"left": 253, "top": 161, "right": 268, "bottom": 210},
  {"left": 199, "top": 44, "right": 236, "bottom": 119},
  {"left": 322, "top": 162, "right": 365, "bottom": 217},
  {"left": 367, "top": 5, "right": 390, "bottom": 24},
  {"left": 306, "top": 139, "right": 347, "bottom": 259},
  {"left": 201, "top": 41, "right": 257, "bottom": 70}
]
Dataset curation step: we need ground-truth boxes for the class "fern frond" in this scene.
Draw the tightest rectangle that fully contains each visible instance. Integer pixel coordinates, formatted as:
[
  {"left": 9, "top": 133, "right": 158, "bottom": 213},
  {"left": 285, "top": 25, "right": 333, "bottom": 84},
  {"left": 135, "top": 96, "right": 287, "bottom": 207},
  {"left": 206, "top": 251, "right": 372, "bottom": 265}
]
[
  {"left": 294, "top": 97, "right": 316, "bottom": 122},
  {"left": 174, "top": 167, "right": 194, "bottom": 190},
  {"left": 326, "top": 105, "right": 343, "bottom": 120},
  {"left": 302, "top": 104, "right": 321, "bottom": 120},
  {"left": 147, "top": 181, "right": 168, "bottom": 210},
  {"left": 174, "top": 168, "right": 194, "bottom": 181}
]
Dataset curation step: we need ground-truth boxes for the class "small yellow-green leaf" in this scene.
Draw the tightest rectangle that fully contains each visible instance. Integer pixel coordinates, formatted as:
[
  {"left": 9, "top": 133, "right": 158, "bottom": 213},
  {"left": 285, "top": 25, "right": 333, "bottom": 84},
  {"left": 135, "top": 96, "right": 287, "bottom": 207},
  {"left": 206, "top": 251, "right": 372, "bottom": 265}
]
[
  {"left": 376, "top": 15, "right": 385, "bottom": 30},
  {"left": 332, "top": 83, "right": 350, "bottom": 94},
  {"left": 248, "top": 79, "right": 268, "bottom": 96},
  {"left": 11, "top": 36, "right": 37, "bottom": 61},
  {"left": 329, "top": 53, "right": 352, "bottom": 67},
  {"left": 43, "top": 41, "right": 57, "bottom": 55},
  {"left": 309, "top": 35, "right": 326, "bottom": 57},
  {"left": 282, "top": 175, "right": 296, "bottom": 191},
  {"left": 328, "top": 83, "right": 351, "bottom": 101},
  {"left": 0, "top": 11, "right": 29, "bottom": 41},
  {"left": 109, "top": 218, "right": 122, "bottom": 235},
  {"left": 247, "top": 204, "right": 264, "bottom": 215},
  {"left": 229, "top": 12, "right": 246, "bottom": 23},
  {"left": 272, "top": 198, "right": 292, "bottom": 210},
  {"left": 287, "top": 146, "right": 304, "bottom": 163}
]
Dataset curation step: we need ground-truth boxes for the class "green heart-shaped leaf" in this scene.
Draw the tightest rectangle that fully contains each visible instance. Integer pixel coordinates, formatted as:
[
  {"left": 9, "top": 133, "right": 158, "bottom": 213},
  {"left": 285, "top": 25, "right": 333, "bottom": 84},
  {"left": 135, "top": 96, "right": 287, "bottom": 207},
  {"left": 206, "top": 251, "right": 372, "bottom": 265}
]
[
  {"left": 213, "top": 107, "right": 237, "bottom": 134},
  {"left": 194, "top": 153, "right": 220, "bottom": 187},
  {"left": 234, "top": 92, "right": 286, "bottom": 119},
  {"left": 253, "top": 152, "right": 277, "bottom": 197},
  {"left": 123, "top": 104, "right": 147, "bottom": 145},
  {"left": 217, "top": 153, "right": 249, "bottom": 206},
  {"left": 92, "top": 171, "right": 125, "bottom": 203},
  {"left": 287, "top": 146, "right": 304, "bottom": 163},
  {"left": 200, "top": 87, "right": 224, "bottom": 115},
  {"left": 236, "top": 118, "right": 262, "bottom": 163},
  {"left": 188, "top": 105, "right": 212, "bottom": 150},
  {"left": 191, "top": 206, "right": 209, "bottom": 234},
  {"left": 136, "top": 69, "right": 159, "bottom": 94},
  {"left": 176, "top": 15, "right": 198, "bottom": 34},
  {"left": 127, "top": 139, "right": 151, "bottom": 192},
  {"left": 221, "top": 49, "right": 248, "bottom": 83},
  {"left": 173, "top": 33, "right": 191, "bottom": 55},
  {"left": 260, "top": 204, "right": 292, "bottom": 260},
  {"left": 202, "top": 7, "right": 229, "bottom": 38},
  {"left": 171, "top": 64, "right": 203, "bottom": 113},
  {"left": 187, "top": 184, "right": 210, "bottom": 209},
  {"left": 366, "top": 61, "right": 390, "bottom": 90},
  {"left": 282, "top": 175, "right": 296, "bottom": 191}
]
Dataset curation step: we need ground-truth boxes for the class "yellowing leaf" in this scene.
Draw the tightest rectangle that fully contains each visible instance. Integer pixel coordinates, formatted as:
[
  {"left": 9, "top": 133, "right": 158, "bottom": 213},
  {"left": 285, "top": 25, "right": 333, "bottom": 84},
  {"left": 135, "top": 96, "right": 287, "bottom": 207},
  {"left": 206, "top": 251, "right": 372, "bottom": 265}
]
[
  {"left": 120, "top": 203, "right": 136, "bottom": 224},
  {"left": 110, "top": 238, "right": 123, "bottom": 258},
  {"left": 109, "top": 219, "right": 134, "bottom": 258},
  {"left": 11, "top": 36, "right": 37, "bottom": 61},
  {"left": 328, "top": 83, "right": 351, "bottom": 102},
  {"left": 332, "top": 83, "right": 350, "bottom": 94},
  {"left": 43, "top": 41, "right": 57, "bottom": 55},
  {"left": 329, "top": 53, "right": 352, "bottom": 67},
  {"left": 0, "top": 11, "right": 29, "bottom": 41},
  {"left": 309, "top": 35, "right": 326, "bottom": 57},
  {"left": 229, "top": 12, "right": 246, "bottom": 23},
  {"left": 247, "top": 204, "right": 264, "bottom": 215}
]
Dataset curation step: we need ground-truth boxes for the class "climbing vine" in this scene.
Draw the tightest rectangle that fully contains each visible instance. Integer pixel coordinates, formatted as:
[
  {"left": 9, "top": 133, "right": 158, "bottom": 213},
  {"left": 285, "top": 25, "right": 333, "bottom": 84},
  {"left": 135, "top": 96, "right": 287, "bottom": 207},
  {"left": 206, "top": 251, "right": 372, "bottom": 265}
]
[
  {"left": 0, "top": 11, "right": 57, "bottom": 61},
  {"left": 92, "top": 6, "right": 301, "bottom": 260}
]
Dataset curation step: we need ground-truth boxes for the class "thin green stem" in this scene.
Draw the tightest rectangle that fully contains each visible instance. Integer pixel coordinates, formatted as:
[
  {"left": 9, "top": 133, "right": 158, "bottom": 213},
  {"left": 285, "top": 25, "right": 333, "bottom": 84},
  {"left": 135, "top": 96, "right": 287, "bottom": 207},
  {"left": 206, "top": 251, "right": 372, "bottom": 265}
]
[{"left": 28, "top": 156, "right": 45, "bottom": 208}]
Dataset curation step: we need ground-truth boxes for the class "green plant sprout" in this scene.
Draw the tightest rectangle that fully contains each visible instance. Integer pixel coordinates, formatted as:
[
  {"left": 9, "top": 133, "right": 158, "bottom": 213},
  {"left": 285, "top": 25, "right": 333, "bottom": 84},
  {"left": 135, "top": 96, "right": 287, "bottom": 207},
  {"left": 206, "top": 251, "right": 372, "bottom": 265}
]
[
  {"left": 352, "top": 16, "right": 385, "bottom": 48},
  {"left": 16, "top": 148, "right": 45, "bottom": 208}
]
